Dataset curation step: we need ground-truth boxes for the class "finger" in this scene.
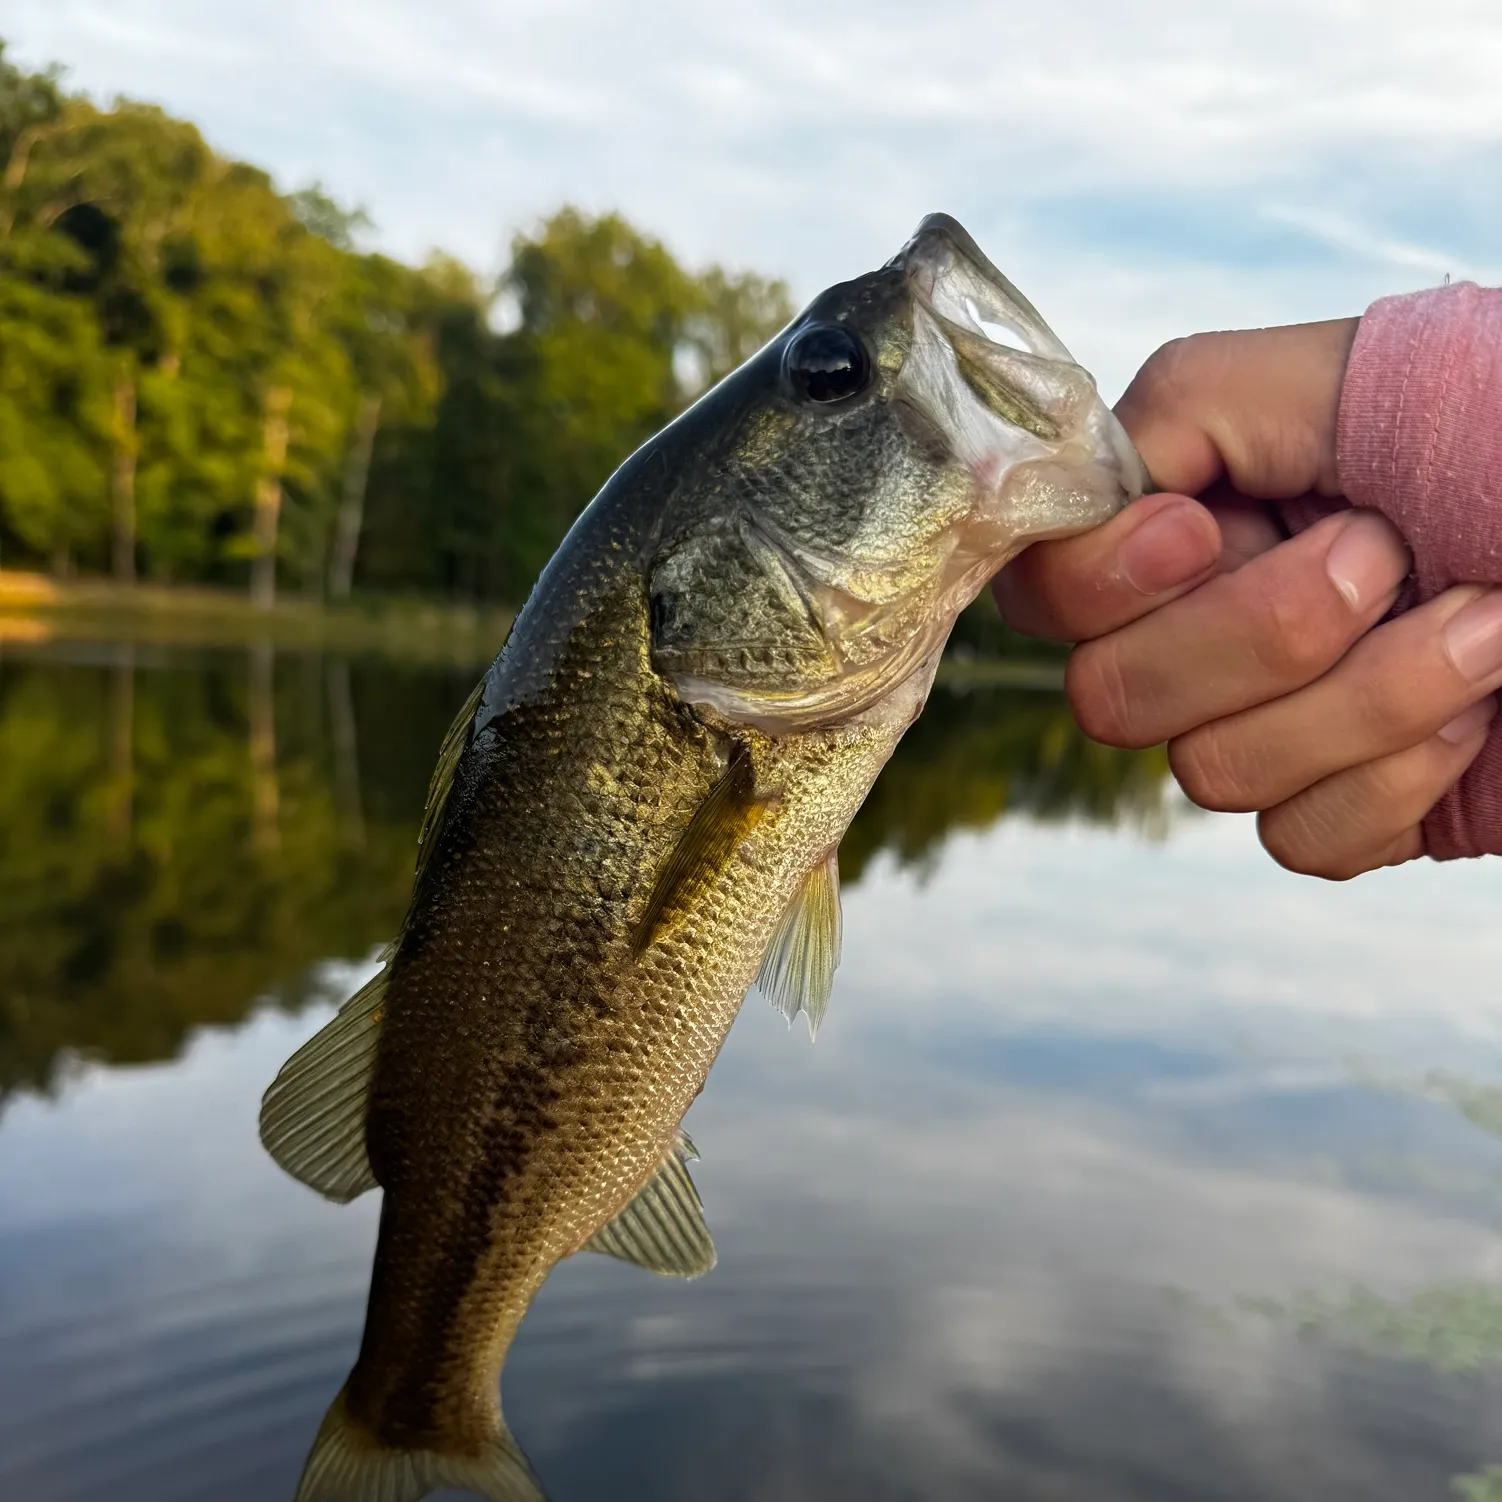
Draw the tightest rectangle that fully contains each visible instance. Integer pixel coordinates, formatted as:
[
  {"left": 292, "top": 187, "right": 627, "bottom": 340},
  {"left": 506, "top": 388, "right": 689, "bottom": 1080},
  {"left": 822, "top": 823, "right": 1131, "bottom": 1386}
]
[
  {"left": 993, "top": 492, "right": 1221, "bottom": 642},
  {"left": 1257, "top": 702, "right": 1495, "bottom": 880},
  {"left": 1205, "top": 493, "right": 1286, "bottom": 571},
  {"left": 1117, "top": 320, "right": 1359, "bottom": 501},
  {"left": 1067, "top": 508, "right": 1411, "bottom": 749},
  {"left": 1170, "top": 586, "right": 1502, "bottom": 813}
]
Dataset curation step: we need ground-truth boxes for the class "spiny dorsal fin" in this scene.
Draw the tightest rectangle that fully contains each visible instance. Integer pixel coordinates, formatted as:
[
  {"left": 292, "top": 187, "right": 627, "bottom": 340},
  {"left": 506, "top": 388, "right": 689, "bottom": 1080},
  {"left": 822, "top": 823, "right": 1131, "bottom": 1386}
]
[
  {"left": 258, "top": 952, "right": 391, "bottom": 1203},
  {"left": 581, "top": 1130, "right": 716, "bottom": 1277},
  {"left": 631, "top": 741, "right": 765, "bottom": 954},
  {"left": 413, "top": 673, "right": 487, "bottom": 888},
  {"left": 757, "top": 849, "right": 842, "bottom": 1037}
]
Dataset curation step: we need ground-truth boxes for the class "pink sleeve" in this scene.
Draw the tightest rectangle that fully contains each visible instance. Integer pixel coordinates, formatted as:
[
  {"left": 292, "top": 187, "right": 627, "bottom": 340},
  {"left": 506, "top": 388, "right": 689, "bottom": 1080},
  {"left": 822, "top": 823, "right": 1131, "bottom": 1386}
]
[{"left": 1336, "top": 282, "right": 1502, "bottom": 860}]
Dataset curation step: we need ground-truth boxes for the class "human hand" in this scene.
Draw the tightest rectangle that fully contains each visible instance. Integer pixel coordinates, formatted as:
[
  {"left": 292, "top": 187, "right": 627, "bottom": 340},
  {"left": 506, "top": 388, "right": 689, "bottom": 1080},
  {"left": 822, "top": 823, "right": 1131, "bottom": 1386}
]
[{"left": 993, "top": 321, "right": 1502, "bottom": 879}]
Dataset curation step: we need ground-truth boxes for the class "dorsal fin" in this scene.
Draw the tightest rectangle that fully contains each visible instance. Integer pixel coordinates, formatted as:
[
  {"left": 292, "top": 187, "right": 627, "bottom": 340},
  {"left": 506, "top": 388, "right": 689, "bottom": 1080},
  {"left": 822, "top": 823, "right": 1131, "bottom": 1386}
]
[
  {"left": 258, "top": 953, "right": 391, "bottom": 1202},
  {"left": 413, "top": 673, "right": 487, "bottom": 887},
  {"left": 631, "top": 741, "right": 766, "bottom": 954},
  {"left": 580, "top": 1130, "right": 716, "bottom": 1277},
  {"left": 757, "top": 849, "right": 842, "bottom": 1037}
]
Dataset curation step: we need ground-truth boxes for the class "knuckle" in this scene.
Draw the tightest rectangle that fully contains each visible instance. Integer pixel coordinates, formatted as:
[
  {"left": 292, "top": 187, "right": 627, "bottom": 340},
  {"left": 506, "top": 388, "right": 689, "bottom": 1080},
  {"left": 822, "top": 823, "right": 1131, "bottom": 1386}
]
[
  {"left": 1347, "top": 671, "right": 1421, "bottom": 750},
  {"left": 1258, "top": 750, "right": 1427, "bottom": 882},
  {"left": 1169, "top": 730, "right": 1259, "bottom": 813},
  {"left": 1130, "top": 334, "right": 1213, "bottom": 411},
  {"left": 1257, "top": 804, "right": 1364, "bottom": 881},
  {"left": 1245, "top": 577, "right": 1343, "bottom": 682},
  {"left": 1067, "top": 639, "right": 1147, "bottom": 747}
]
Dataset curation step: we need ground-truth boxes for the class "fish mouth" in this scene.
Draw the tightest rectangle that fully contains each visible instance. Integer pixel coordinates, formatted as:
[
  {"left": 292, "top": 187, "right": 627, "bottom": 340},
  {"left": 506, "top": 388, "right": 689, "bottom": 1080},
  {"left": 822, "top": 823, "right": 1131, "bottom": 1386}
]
[
  {"left": 894, "top": 212, "right": 1150, "bottom": 501},
  {"left": 894, "top": 212, "right": 1074, "bottom": 365}
]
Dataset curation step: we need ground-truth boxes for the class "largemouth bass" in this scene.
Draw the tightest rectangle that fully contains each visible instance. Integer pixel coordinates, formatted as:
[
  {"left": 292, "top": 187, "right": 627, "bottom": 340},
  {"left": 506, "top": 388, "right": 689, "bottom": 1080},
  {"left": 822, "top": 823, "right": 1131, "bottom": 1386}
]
[{"left": 261, "top": 213, "right": 1147, "bottom": 1502}]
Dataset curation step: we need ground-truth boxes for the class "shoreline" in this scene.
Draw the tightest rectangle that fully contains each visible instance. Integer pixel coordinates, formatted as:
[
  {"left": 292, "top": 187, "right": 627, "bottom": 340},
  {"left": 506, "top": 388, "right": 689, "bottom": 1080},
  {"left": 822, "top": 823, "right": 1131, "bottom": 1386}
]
[
  {"left": 0, "top": 570, "right": 1067, "bottom": 689},
  {"left": 0, "top": 570, "right": 515, "bottom": 669}
]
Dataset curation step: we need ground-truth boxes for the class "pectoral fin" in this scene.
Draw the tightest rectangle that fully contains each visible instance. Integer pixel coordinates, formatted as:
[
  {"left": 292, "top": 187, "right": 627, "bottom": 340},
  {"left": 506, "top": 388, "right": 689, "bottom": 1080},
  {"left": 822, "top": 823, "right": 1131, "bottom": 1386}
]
[
  {"left": 259, "top": 953, "right": 390, "bottom": 1202},
  {"left": 581, "top": 1131, "right": 716, "bottom": 1277},
  {"left": 757, "top": 850, "right": 842, "bottom": 1037},
  {"left": 632, "top": 741, "right": 766, "bottom": 954}
]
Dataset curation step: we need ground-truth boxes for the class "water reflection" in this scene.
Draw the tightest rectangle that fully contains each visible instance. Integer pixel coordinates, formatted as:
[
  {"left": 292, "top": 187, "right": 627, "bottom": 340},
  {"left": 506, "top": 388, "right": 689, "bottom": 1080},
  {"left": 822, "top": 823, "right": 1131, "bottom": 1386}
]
[
  {"left": 0, "top": 644, "right": 460, "bottom": 1100},
  {"left": 0, "top": 644, "right": 1167, "bottom": 1100},
  {"left": 5, "top": 644, "right": 1502, "bottom": 1501}
]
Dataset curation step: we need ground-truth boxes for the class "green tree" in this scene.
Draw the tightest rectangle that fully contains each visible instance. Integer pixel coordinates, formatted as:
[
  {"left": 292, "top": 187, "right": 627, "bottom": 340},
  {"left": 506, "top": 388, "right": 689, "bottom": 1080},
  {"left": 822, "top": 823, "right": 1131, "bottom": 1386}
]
[
  {"left": 361, "top": 209, "right": 794, "bottom": 602},
  {"left": 685, "top": 265, "right": 793, "bottom": 389},
  {"left": 0, "top": 47, "right": 795, "bottom": 607},
  {"left": 1, "top": 97, "right": 222, "bottom": 578},
  {"left": 315, "top": 247, "right": 441, "bottom": 600}
]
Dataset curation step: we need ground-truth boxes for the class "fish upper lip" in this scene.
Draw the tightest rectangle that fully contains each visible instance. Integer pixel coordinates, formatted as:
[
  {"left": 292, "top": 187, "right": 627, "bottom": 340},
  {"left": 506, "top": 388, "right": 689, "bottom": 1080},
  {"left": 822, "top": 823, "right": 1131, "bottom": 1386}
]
[{"left": 896, "top": 213, "right": 1073, "bottom": 366}]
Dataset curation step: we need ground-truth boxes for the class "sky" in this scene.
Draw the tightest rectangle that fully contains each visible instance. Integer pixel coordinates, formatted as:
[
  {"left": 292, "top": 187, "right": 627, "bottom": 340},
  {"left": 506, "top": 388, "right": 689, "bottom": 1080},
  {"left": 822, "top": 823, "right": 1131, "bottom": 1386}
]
[{"left": 9, "top": 1, "right": 1502, "bottom": 398}]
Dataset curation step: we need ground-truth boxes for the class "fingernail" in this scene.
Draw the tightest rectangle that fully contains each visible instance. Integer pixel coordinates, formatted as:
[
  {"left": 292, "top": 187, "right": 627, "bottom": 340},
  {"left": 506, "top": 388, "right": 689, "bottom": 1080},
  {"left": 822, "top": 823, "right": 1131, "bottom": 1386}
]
[
  {"left": 1324, "top": 511, "right": 1411, "bottom": 611},
  {"left": 1118, "top": 502, "right": 1219, "bottom": 595},
  {"left": 1438, "top": 694, "right": 1499, "bottom": 744},
  {"left": 1444, "top": 589, "right": 1502, "bottom": 682}
]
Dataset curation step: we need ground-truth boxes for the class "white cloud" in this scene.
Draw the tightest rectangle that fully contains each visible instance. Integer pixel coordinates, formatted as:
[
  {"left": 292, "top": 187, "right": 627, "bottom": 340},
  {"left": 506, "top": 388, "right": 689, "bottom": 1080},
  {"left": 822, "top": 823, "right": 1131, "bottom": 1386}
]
[{"left": 9, "top": 0, "right": 1502, "bottom": 397}]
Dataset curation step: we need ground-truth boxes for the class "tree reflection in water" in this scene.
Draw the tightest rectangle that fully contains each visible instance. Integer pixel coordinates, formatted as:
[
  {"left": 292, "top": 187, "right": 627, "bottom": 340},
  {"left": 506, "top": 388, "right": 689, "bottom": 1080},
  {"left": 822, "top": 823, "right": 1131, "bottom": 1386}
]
[{"left": 0, "top": 644, "right": 1171, "bottom": 1101}]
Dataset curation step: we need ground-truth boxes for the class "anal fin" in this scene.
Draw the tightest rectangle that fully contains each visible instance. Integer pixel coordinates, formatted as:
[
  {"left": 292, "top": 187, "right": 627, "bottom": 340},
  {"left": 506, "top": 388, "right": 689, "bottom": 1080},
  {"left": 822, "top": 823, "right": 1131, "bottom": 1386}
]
[
  {"left": 757, "top": 849, "right": 842, "bottom": 1037},
  {"left": 581, "top": 1130, "right": 716, "bottom": 1277}
]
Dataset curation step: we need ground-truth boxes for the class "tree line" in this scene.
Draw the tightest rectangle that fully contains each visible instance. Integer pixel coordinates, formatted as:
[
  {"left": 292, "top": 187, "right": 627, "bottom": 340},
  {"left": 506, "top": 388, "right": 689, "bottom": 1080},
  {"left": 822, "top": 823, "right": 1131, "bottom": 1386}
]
[{"left": 0, "top": 43, "right": 794, "bottom": 604}]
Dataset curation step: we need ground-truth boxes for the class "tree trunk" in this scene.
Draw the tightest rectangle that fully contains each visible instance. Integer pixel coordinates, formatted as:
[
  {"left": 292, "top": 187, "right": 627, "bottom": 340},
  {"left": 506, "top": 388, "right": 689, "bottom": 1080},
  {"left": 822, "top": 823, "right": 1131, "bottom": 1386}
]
[
  {"left": 111, "top": 372, "right": 138, "bottom": 584},
  {"left": 328, "top": 391, "right": 381, "bottom": 601},
  {"left": 251, "top": 385, "right": 293, "bottom": 610}
]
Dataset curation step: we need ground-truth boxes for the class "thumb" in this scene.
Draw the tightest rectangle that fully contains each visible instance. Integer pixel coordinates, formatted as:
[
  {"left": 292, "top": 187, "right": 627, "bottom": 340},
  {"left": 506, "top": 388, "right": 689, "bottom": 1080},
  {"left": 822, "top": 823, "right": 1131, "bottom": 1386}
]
[{"left": 1115, "top": 319, "right": 1358, "bottom": 502}]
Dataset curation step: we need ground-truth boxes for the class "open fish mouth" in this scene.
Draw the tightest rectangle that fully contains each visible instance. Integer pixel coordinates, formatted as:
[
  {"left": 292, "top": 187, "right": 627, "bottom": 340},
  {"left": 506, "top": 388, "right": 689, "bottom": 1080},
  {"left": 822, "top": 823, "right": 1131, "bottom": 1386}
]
[
  {"left": 897, "top": 212, "right": 1076, "bottom": 363},
  {"left": 895, "top": 212, "right": 1149, "bottom": 506}
]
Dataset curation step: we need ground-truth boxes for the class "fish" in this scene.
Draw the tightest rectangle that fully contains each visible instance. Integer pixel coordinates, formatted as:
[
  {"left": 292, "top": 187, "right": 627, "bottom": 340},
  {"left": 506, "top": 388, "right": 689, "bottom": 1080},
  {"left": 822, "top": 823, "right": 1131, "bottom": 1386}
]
[{"left": 259, "top": 212, "right": 1148, "bottom": 1502}]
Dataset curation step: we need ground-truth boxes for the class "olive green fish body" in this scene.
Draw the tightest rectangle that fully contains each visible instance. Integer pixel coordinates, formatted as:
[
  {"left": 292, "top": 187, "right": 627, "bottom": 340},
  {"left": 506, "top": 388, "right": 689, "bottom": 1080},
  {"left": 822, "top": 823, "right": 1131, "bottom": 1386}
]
[
  {"left": 350, "top": 562, "right": 901, "bottom": 1454},
  {"left": 262, "top": 214, "right": 1148, "bottom": 1502}
]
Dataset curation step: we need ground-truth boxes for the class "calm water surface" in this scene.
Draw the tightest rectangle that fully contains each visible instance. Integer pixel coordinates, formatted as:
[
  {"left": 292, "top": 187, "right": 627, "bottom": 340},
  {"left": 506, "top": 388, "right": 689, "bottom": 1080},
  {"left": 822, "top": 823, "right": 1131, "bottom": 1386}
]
[{"left": 4, "top": 642, "right": 1502, "bottom": 1501}]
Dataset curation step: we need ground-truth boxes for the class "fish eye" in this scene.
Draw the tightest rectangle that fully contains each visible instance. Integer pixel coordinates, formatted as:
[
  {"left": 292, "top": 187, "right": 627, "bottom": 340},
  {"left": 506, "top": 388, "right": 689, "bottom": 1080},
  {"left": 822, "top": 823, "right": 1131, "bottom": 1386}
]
[{"left": 783, "top": 324, "right": 871, "bottom": 404}]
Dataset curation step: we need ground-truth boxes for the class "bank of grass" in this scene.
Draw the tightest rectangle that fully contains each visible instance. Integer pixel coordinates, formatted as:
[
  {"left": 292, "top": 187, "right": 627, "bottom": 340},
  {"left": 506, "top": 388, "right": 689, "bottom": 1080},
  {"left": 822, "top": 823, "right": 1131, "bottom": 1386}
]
[{"left": 0, "top": 571, "right": 515, "bottom": 668}]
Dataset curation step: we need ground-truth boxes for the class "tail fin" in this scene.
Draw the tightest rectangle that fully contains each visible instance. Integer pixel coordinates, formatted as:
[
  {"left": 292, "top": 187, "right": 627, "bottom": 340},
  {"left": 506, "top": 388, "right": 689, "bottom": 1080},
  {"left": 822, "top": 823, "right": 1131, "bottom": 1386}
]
[{"left": 293, "top": 1386, "right": 545, "bottom": 1502}]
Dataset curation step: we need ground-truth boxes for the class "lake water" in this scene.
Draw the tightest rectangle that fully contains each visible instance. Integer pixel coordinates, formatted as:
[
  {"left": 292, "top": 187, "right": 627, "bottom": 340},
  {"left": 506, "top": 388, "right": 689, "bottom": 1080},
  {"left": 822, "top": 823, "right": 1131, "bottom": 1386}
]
[{"left": 5, "top": 641, "right": 1502, "bottom": 1501}]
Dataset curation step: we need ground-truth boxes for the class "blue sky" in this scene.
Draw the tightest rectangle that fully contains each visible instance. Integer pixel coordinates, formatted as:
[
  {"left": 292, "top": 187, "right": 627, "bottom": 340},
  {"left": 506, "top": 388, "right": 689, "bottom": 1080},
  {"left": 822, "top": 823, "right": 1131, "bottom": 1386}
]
[{"left": 9, "top": 0, "right": 1502, "bottom": 396}]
